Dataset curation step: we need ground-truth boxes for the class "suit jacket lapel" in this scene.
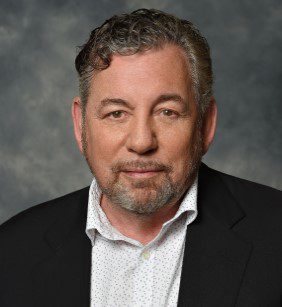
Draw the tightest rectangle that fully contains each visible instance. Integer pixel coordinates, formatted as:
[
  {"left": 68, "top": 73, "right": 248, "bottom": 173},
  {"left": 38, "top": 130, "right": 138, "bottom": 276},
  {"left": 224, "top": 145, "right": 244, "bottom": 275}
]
[
  {"left": 177, "top": 164, "right": 253, "bottom": 307},
  {"left": 32, "top": 188, "right": 92, "bottom": 307}
]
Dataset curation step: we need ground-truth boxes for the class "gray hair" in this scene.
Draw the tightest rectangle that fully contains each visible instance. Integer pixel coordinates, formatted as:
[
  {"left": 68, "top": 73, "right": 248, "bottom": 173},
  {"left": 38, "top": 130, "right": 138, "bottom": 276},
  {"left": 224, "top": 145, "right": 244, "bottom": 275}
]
[{"left": 75, "top": 8, "right": 213, "bottom": 117}]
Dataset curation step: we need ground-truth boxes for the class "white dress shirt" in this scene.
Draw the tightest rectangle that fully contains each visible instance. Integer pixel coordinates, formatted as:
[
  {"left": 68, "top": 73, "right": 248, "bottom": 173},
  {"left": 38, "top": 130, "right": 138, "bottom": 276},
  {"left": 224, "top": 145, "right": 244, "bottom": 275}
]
[{"left": 86, "top": 176, "right": 198, "bottom": 307}]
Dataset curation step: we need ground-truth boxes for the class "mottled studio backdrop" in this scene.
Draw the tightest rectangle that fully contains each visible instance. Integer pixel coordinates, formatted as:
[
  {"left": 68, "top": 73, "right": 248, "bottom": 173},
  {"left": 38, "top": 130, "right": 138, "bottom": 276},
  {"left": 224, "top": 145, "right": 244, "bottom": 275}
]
[{"left": 1, "top": 0, "right": 281, "bottom": 224}]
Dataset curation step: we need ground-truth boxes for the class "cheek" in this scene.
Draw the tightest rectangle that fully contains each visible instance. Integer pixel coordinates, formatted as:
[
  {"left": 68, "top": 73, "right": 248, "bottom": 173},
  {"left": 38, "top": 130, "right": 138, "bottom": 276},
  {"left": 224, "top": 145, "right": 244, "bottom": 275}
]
[
  {"left": 166, "top": 136, "right": 192, "bottom": 165},
  {"left": 86, "top": 121, "right": 125, "bottom": 167},
  {"left": 162, "top": 122, "right": 194, "bottom": 155},
  {"left": 163, "top": 124, "right": 199, "bottom": 175}
]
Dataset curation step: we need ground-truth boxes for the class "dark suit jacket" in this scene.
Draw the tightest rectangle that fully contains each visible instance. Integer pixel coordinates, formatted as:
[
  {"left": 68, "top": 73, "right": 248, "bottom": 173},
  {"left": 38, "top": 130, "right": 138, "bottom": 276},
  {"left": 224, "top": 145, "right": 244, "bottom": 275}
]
[{"left": 0, "top": 164, "right": 282, "bottom": 307}]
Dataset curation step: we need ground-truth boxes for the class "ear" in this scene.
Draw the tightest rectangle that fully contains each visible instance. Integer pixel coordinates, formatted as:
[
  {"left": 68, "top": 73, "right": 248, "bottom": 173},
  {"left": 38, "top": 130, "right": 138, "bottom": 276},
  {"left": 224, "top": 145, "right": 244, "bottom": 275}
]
[
  {"left": 201, "top": 96, "right": 217, "bottom": 155},
  {"left": 71, "top": 96, "right": 84, "bottom": 154}
]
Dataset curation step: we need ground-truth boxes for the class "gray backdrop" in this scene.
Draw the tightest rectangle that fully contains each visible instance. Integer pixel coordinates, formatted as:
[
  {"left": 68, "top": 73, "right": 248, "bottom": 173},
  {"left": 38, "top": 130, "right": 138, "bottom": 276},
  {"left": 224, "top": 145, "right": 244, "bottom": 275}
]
[{"left": 1, "top": 0, "right": 281, "bottom": 225}]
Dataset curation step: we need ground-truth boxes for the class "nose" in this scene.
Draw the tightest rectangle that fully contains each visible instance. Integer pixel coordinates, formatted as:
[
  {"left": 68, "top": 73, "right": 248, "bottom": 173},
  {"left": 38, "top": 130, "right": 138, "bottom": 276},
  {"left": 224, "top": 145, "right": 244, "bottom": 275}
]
[{"left": 126, "top": 117, "right": 158, "bottom": 155}]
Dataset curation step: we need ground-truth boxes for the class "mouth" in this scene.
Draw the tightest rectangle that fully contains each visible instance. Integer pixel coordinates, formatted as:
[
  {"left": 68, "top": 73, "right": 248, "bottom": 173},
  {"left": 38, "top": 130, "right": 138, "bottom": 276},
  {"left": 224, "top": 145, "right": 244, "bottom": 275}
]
[{"left": 121, "top": 169, "right": 163, "bottom": 179}]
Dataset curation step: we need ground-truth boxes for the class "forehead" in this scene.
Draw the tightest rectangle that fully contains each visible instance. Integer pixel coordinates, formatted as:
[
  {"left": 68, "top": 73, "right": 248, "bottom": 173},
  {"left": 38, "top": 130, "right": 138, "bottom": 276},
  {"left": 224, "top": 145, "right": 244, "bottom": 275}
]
[{"left": 88, "top": 44, "right": 193, "bottom": 104}]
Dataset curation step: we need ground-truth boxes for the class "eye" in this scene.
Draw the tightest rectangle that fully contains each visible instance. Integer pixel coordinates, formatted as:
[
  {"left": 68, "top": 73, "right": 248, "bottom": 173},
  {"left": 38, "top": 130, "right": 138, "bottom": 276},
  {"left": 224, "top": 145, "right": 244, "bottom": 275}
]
[
  {"left": 107, "top": 110, "right": 125, "bottom": 119},
  {"left": 161, "top": 109, "right": 178, "bottom": 117}
]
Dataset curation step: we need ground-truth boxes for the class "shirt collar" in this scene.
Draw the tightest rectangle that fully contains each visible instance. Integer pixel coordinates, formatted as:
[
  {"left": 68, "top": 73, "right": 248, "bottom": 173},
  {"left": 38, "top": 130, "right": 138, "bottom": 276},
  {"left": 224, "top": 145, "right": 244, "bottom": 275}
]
[{"left": 86, "top": 174, "right": 198, "bottom": 245}]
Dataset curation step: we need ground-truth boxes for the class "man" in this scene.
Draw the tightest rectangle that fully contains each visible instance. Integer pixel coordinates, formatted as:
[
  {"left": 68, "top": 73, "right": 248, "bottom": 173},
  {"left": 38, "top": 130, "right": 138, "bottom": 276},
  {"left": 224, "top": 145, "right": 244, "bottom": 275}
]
[{"left": 0, "top": 8, "right": 281, "bottom": 307}]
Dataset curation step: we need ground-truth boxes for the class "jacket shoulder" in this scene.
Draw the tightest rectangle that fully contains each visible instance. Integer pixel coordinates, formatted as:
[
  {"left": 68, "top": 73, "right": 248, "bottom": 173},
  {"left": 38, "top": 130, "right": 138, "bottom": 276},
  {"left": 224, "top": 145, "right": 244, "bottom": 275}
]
[
  {"left": 215, "top": 168, "right": 282, "bottom": 207},
  {"left": 0, "top": 186, "right": 90, "bottom": 239},
  {"left": 208, "top": 166, "right": 282, "bottom": 234}
]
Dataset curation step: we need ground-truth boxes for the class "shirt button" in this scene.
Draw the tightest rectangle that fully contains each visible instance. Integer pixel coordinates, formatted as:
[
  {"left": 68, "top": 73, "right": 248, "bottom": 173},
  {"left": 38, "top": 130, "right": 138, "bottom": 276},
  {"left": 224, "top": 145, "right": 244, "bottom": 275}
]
[{"left": 142, "top": 250, "right": 150, "bottom": 260}]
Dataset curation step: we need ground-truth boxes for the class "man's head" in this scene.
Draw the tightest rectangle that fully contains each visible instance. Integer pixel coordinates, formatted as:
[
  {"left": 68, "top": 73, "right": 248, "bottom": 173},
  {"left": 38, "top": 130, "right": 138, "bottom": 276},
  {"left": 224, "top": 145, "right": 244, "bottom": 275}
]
[{"left": 72, "top": 9, "right": 217, "bottom": 215}]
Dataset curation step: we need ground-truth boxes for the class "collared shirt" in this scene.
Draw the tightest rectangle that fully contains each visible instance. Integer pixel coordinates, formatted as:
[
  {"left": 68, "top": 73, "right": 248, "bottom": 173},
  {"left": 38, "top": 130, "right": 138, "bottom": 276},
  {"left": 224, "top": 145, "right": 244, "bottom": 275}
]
[{"left": 86, "top": 176, "right": 198, "bottom": 307}]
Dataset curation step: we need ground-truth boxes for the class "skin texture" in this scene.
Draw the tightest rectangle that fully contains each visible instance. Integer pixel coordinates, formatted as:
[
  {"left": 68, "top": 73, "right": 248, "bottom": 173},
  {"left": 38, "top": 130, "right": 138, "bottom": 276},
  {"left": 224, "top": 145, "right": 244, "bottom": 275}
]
[{"left": 72, "top": 44, "right": 217, "bottom": 244}]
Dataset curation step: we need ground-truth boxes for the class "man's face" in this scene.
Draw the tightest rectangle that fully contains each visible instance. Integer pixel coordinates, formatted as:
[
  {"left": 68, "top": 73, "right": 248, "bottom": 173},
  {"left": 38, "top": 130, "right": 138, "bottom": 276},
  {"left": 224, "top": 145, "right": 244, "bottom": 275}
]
[{"left": 73, "top": 44, "right": 216, "bottom": 214}]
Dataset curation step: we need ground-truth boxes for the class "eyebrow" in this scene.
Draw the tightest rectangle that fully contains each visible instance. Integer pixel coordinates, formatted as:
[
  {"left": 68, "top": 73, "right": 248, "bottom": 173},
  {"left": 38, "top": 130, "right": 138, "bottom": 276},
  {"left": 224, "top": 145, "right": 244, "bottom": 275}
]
[
  {"left": 97, "top": 93, "right": 188, "bottom": 112},
  {"left": 155, "top": 94, "right": 187, "bottom": 106},
  {"left": 98, "top": 98, "right": 134, "bottom": 111}
]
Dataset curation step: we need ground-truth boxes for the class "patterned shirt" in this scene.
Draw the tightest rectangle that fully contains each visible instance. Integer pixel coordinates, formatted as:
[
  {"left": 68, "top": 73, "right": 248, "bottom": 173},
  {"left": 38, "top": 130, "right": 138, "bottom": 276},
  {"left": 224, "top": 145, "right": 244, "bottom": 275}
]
[{"left": 86, "top": 175, "right": 198, "bottom": 307}]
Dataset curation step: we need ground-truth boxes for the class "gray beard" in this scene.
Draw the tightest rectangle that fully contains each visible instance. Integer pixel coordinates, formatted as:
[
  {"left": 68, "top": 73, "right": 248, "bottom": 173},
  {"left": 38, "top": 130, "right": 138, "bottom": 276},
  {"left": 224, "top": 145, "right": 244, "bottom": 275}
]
[
  {"left": 100, "top": 173, "right": 184, "bottom": 215},
  {"left": 86, "top": 156, "right": 200, "bottom": 216}
]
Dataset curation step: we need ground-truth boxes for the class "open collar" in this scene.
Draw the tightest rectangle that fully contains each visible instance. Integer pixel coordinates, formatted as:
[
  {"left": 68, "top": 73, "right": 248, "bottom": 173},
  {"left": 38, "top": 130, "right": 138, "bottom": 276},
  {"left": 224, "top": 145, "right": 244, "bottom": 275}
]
[{"left": 85, "top": 174, "right": 198, "bottom": 246}]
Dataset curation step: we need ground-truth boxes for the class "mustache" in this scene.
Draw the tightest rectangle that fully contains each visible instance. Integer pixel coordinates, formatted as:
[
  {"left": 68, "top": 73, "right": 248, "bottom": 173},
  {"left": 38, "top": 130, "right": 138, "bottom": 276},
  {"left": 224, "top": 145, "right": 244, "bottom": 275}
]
[{"left": 111, "top": 160, "right": 172, "bottom": 173}]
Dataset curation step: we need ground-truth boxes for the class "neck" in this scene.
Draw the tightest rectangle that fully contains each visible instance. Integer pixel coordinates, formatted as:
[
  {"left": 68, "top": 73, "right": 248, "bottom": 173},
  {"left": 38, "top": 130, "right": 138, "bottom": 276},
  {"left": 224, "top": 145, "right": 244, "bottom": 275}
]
[{"left": 100, "top": 194, "right": 183, "bottom": 245}]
